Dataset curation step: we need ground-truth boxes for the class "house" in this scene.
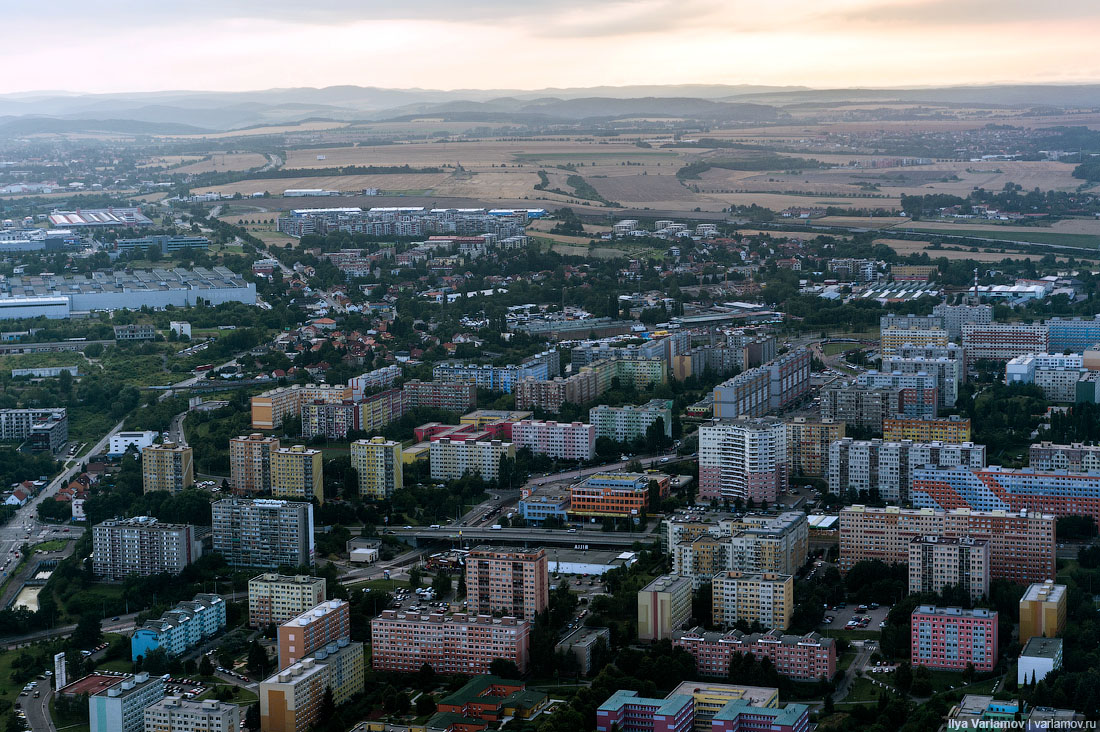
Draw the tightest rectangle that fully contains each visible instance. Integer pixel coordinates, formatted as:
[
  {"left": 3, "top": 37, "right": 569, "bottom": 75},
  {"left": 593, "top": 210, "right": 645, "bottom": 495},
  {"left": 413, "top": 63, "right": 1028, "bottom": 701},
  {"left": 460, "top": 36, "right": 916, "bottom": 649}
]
[{"left": 5, "top": 489, "right": 29, "bottom": 507}]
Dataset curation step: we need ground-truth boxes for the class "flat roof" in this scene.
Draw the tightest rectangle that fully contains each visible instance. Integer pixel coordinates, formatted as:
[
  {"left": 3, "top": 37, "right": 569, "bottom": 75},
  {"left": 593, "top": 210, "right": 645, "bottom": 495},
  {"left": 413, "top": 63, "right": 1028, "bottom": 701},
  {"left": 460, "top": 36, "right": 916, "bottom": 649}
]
[
  {"left": 1023, "top": 581, "right": 1066, "bottom": 604},
  {"left": 1021, "top": 636, "right": 1062, "bottom": 660},
  {"left": 669, "top": 681, "right": 777, "bottom": 707},
  {"left": 58, "top": 673, "right": 128, "bottom": 697}
]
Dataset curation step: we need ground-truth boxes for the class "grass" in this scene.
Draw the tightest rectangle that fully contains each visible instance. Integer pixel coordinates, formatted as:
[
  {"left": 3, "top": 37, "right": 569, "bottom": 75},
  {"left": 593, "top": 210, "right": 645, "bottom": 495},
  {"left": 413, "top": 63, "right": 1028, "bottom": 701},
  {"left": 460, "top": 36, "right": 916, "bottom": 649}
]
[
  {"left": 513, "top": 152, "right": 677, "bottom": 160},
  {"left": 822, "top": 342, "right": 861, "bottom": 356},
  {"left": 33, "top": 540, "right": 69, "bottom": 553},
  {"left": 842, "top": 676, "right": 896, "bottom": 704},
  {"left": 197, "top": 684, "right": 257, "bottom": 704},
  {"left": 50, "top": 697, "right": 90, "bottom": 732},
  {"left": 819, "top": 629, "right": 881, "bottom": 641},
  {"left": 900, "top": 226, "right": 1100, "bottom": 250}
]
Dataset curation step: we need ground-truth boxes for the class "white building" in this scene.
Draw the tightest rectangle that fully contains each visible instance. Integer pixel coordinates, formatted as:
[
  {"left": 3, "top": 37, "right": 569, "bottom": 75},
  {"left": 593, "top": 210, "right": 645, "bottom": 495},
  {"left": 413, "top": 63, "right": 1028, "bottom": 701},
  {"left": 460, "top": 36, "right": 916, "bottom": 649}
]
[
  {"left": 110, "top": 431, "right": 159, "bottom": 456},
  {"left": 89, "top": 672, "right": 166, "bottom": 732},
  {"left": 1018, "top": 637, "right": 1062, "bottom": 685},
  {"left": 511, "top": 420, "right": 596, "bottom": 461},
  {"left": 169, "top": 321, "right": 192, "bottom": 339},
  {"left": 1006, "top": 353, "right": 1087, "bottom": 402},
  {"left": 143, "top": 697, "right": 239, "bottom": 732},
  {"left": 698, "top": 418, "right": 788, "bottom": 503},
  {"left": 429, "top": 438, "right": 515, "bottom": 482},
  {"left": 589, "top": 400, "right": 673, "bottom": 443},
  {"left": 828, "top": 438, "right": 986, "bottom": 503}
]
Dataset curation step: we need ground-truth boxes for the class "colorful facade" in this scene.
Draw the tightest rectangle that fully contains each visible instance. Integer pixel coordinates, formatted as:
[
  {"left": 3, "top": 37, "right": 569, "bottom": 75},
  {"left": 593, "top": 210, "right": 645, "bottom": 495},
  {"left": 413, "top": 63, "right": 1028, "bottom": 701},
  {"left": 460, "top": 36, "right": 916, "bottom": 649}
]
[
  {"left": 229, "top": 434, "right": 280, "bottom": 495},
  {"left": 882, "top": 416, "right": 971, "bottom": 443},
  {"left": 511, "top": 419, "right": 596, "bottom": 461},
  {"left": 465, "top": 546, "right": 549, "bottom": 620},
  {"left": 672, "top": 627, "right": 836, "bottom": 681},
  {"left": 784, "top": 417, "right": 844, "bottom": 478},
  {"left": 142, "top": 442, "right": 194, "bottom": 494},
  {"left": 699, "top": 418, "right": 788, "bottom": 502},
  {"left": 349, "top": 437, "right": 403, "bottom": 499},
  {"left": 711, "top": 571, "right": 794, "bottom": 631},
  {"left": 911, "top": 605, "right": 999, "bottom": 672},
  {"left": 271, "top": 446, "right": 323, "bottom": 504}
]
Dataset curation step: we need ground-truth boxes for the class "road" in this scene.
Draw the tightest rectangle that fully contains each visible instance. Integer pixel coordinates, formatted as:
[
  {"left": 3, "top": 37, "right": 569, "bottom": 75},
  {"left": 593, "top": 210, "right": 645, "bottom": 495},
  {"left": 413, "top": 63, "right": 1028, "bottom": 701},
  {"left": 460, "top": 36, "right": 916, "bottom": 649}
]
[
  {"left": 24, "top": 687, "right": 54, "bottom": 732},
  {"left": 833, "top": 641, "right": 876, "bottom": 704}
]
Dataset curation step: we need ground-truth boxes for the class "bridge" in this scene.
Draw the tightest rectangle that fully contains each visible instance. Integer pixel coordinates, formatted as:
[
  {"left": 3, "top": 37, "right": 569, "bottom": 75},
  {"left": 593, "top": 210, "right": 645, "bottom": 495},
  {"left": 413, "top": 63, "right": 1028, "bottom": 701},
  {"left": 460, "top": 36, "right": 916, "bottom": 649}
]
[{"left": 384, "top": 526, "right": 659, "bottom": 549}]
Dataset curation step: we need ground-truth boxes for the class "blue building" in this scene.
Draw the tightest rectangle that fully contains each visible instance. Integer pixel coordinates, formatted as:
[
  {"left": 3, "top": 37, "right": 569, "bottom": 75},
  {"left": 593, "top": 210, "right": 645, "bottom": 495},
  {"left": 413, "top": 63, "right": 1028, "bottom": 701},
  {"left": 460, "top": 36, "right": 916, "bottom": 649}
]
[
  {"left": 518, "top": 485, "right": 571, "bottom": 524},
  {"left": 433, "top": 351, "right": 557, "bottom": 393},
  {"left": 1047, "top": 317, "right": 1100, "bottom": 354},
  {"left": 130, "top": 593, "right": 226, "bottom": 662}
]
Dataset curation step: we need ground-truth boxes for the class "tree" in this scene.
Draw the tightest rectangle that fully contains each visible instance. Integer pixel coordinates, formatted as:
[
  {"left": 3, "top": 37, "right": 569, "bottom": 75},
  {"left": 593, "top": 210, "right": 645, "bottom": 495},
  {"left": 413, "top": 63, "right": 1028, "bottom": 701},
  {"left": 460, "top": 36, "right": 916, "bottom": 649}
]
[
  {"left": 895, "top": 661, "right": 913, "bottom": 693},
  {"left": 416, "top": 693, "right": 436, "bottom": 716},
  {"left": 142, "top": 647, "right": 170, "bottom": 675},
  {"left": 318, "top": 686, "right": 336, "bottom": 724},
  {"left": 963, "top": 661, "right": 975, "bottom": 684},
  {"left": 70, "top": 612, "right": 102, "bottom": 650},
  {"left": 246, "top": 640, "right": 268, "bottom": 678},
  {"left": 199, "top": 654, "right": 214, "bottom": 677},
  {"left": 408, "top": 566, "right": 421, "bottom": 589},
  {"left": 432, "top": 572, "right": 452, "bottom": 597},
  {"left": 489, "top": 658, "right": 521, "bottom": 679},
  {"left": 244, "top": 703, "right": 260, "bottom": 731}
]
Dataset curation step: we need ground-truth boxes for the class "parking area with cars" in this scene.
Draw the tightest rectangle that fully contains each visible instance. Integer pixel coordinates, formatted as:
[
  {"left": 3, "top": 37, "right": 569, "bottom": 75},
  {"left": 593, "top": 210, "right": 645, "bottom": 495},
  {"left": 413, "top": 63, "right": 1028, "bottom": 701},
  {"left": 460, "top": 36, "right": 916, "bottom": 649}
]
[{"left": 819, "top": 603, "right": 893, "bottom": 632}]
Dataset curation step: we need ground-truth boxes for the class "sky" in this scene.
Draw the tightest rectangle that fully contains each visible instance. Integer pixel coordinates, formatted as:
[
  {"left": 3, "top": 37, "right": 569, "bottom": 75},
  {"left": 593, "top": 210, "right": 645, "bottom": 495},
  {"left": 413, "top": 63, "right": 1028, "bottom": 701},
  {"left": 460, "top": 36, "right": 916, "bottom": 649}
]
[{"left": 3, "top": 0, "right": 1100, "bottom": 94}]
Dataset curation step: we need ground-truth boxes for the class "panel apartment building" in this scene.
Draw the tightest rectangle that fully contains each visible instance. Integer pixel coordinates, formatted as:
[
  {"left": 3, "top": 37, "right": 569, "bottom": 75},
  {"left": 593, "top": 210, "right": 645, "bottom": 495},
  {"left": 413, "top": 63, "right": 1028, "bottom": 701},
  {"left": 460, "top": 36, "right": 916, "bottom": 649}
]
[
  {"left": 260, "top": 638, "right": 364, "bottom": 732},
  {"left": 89, "top": 672, "right": 166, "bottom": 732},
  {"left": 277, "top": 600, "right": 351, "bottom": 669},
  {"left": 672, "top": 627, "right": 836, "bottom": 681},
  {"left": 349, "top": 437, "right": 403, "bottom": 499},
  {"left": 370, "top": 611, "right": 530, "bottom": 675},
  {"left": 669, "top": 512, "right": 809, "bottom": 588},
  {"left": 402, "top": 379, "right": 477, "bottom": 413},
  {"left": 819, "top": 384, "right": 901, "bottom": 433},
  {"left": 699, "top": 418, "right": 788, "bottom": 502},
  {"left": 961, "top": 322, "right": 1048, "bottom": 365},
  {"left": 711, "top": 571, "right": 794, "bottom": 630},
  {"left": 908, "top": 536, "right": 990, "bottom": 602},
  {"left": 828, "top": 438, "right": 986, "bottom": 502},
  {"left": 211, "top": 498, "right": 315, "bottom": 569},
  {"left": 272, "top": 446, "right": 323, "bottom": 504},
  {"left": 637, "top": 574, "right": 692, "bottom": 641},
  {"left": 143, "top": 697, "right": 240, "bottom": 732},
  {"left": 142, "top": 442, "right": 194, "bottom": 494},
  {"left": 839, "top": 505, "right": 1055, "bottom": 585},
  {"left": 911, "top": 605, "right": 999, "bottom": 672},
  {"left": 883, "top": 416, "right": 972, "bottom": 443},
  {"left": 511, "top": 420, "right": 595, "bottom": 461},
  {"left": 248, "top": 574, "right": 327, "bottom": 629},
  {"left": 92, "top": 517, "right": 200, "bottom": 580},
  {"left": 429, "top": 438, "right": 514, "bottom": 482},
  {"left": 589, "top": 399, "right": 673, "bottom": 443},
  {"left": 785, "top": 417, "right": 845, "bottom": 478},
  {"left": 229, "top": 434, "right": 280, "bottom": 495},
  {"left": 466, "top": 546, "right": 549, "bottom": 620}
]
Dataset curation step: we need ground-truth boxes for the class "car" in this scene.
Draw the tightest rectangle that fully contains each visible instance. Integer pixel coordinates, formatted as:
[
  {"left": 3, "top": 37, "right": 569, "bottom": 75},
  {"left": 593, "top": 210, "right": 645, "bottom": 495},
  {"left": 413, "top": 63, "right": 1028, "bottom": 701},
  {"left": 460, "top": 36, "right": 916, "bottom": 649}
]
[
  {"left": 112, "top": 616, "right": 119, "bottom": 621},
  {"left": 660, "top": 457, "right": 670, "bottom": 463}
]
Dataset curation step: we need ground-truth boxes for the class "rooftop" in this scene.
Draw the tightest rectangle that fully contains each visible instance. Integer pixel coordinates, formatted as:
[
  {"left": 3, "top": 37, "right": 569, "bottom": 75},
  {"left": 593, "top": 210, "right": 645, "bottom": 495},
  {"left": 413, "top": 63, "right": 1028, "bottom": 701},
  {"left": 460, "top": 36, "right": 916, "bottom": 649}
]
[
  {"left": 1021, "top": 636, "right": 1063, "bottom": 660},
  {"left": 713, "top": 699, "right": 808, "bottom": 725},
  {"left": 914, "top": 605, "right": 996, "bottom": 619},
  {"left": 1023, "top": 580, "right": 1066, "bottom": 604},
  {"left": 668, "top": 681, "right": 777, "bottom": 707},
  {"left": 598, "top": 690, "right": 692, "bottom": 715}
]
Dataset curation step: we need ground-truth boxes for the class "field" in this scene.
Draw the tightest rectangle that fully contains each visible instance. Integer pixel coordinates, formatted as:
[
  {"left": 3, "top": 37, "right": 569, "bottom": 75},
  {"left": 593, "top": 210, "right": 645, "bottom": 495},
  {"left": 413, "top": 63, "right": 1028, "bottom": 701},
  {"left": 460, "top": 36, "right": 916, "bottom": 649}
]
[
  {"left": 815, "top": 216, "right": 910, "bottom": 229},
  {"left": 137, "top": 155, "right": 205, "bottom": 168},
  {"left": 892, "top": 226, "right": 1100, "bottom": 250},
  {"left": 172, "top": 153, "right": 268, "bottom": 174},
  {"left": 873, "top": 238, "right": 1088, "bottom": 262},
  {"left": 164, "top": 120, "right": 351, "bottom": 139},
  {"left": 193, "top": 172, "right": 451, "bottom": 197}
]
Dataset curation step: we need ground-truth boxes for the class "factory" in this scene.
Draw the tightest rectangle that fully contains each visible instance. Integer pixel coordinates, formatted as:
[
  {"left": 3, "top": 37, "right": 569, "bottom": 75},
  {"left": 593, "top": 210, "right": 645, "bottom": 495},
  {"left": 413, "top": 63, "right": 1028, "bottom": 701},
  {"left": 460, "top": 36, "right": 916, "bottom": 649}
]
[
  {"left": 0, "top": 267, "right": 256, "bottom": 319},
  {"left": 47, "top": 208, "right": 153, "bottom": 227}
]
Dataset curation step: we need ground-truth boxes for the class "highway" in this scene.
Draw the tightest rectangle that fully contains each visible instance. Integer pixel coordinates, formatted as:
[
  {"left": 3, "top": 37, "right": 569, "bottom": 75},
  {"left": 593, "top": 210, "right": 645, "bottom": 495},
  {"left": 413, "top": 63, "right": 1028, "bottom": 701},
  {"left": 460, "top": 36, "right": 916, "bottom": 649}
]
[{"left": 385, "top": 525, "right": 657, "bottom": 547}]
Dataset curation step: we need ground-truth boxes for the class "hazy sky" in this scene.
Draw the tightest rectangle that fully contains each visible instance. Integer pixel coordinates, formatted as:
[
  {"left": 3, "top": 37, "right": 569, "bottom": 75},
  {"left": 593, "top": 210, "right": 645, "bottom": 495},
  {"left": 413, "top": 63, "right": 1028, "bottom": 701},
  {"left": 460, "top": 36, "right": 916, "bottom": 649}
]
[{"left": 4, "top": 0, "right": 1100, "bottom": 93}]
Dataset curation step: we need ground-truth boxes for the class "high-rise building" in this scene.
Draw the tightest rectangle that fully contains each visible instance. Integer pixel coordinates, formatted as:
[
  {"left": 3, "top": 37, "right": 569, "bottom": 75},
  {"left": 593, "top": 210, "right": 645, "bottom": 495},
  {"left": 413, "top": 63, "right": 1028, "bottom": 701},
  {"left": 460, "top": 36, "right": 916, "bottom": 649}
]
[
  {"left": 511, "top": 420, "right": 596, "bottom": 461},
  {"left": 277, "top": 600, "right": 350, "bottom": 670},
  {"left": 828, "top": 438, "right": 986, "bottom": 502},
  {"left": 911, "top": 605, "right": 999, "bottom": 672},
  {"left": 142, "top": 442, "right": 194, "bottom": 494},
  {"left": 839, "top": 505, "right": 1055, "bottom": 584},
  {"left": 932, "top": 303, "right": 993, "bottom": 342},
  {"left": 668, "top": 512, "right": 808, "bottom": 588},
  {"left": 1019, "top": 580, "right": 1067, "bottom": 642},
  {"left": 699, "top": 418, "right": 788, "bottom": 502},
  {"left": 370, "top": 611, "right": 530, "bottom": 675},
  {"left": 229, "top": 434, "right": 280, "bottom": 495},
  {"left": 211, "top": 499, "right": 315, "bottom": 569},
  {"left": 880, "top": 354, "right": 962, "bottom": 408},
  {"left": 673, "top": 627, "right": 836, "bottom": 681},
  {"left": 819, "top": 384, "right": 901, "bottom": 432},
  {"left": 92, "top": 517, "right": 200, "bottom": 580},
  {"left": 712, "top": 571, "right": 794, "bottom": 630},
  {"left": 908, "top": 536, "right": 990, "bottom": 602},
  {"left": 962, "top": 322, "right": 1048, "bottom": 365},
  {"left": 349, "top": 438, "right": 403, "bottom": 500},
  {"left": 259, "top": 639, "right": 364, "bottom": 732},
  {"left": 429, "top": 438, "right": 514, "bottom": 482},
  {"left": 251, "top": 384, "right": 350, "bottom": 430},
  {"left": 465, "top": 546, "right": 549, "bottom": 620},
  {"left": 1046, "top": 316, "right": 1100, "bottom": 354},
  {"left": 589, "top": 399, "right": 673, "bottom": 443},
  {"left": 785, "top": 417, "right": 844, "bottom": 477},
  {"left": 883, "top": 416, "right": 971, "bottom": 443},
  {"left": 855, "top": 371, "right": 938, "bottom": 419},
  {"left": 911, "top": 465, "right": 1100, "bottom": 528},
  {"left": 271, "top": 446, "right": 322, "bottom": 503},
  {"left": 765, "top": 348, "right": 812, "bottom": 411},
  {"left": 637, "top": 574, "right": 693, "bottom": 641},
  {"left": 89, "top": 672, "right": 166, "bottom": 732},
  {"left": 143, "top": 697, "right": 240, "bottom": 732},
  {"left": 1029, "top": 441, "right": 1100, "bottom": 472},
  {"left": 248, "top": 574, "right": 327, "bottom": 629},
  {"left": 402, "top": 379, "right": 477, "bottom": 413},
  {"left": 880, "top": 314, "right": 949, "bottom": 356},
  {"left": 712, "top": 368, "right": 770, "bottom": 419},
  {"left": 1017, "top": 637, "right": 1063, "bottom": 686}
]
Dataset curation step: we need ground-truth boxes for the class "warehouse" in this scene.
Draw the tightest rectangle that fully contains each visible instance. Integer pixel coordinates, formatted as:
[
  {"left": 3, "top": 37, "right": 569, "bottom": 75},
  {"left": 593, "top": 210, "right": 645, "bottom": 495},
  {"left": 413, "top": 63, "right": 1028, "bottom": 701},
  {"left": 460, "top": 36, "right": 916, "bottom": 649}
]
[
  {"left": 47, "top": 208, "right": 153, "bottom": 227},
  {"left": 0, "top": 297, "right": 71, "bottom": 319}
]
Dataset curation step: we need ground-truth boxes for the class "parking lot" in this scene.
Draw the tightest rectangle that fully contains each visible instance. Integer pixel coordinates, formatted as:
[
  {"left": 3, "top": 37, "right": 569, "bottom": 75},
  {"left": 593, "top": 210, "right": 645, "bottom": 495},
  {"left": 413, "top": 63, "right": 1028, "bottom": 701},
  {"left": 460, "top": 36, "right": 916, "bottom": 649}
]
[{"left": 819, "top": 603, "right": 893, "bottom": 633}]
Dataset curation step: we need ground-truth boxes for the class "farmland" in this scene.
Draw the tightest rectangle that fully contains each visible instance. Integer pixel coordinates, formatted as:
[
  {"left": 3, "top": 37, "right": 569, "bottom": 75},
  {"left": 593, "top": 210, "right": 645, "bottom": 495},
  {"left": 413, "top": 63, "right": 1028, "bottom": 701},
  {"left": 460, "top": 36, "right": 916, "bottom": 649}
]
[{"left": 873, "top": 238, "right": 1092, "bottom": 262}]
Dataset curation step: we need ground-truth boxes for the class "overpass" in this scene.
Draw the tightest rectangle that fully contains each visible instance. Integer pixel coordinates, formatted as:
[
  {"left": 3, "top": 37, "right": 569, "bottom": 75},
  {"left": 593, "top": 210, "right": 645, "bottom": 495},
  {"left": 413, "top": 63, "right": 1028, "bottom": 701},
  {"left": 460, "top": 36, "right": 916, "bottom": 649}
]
[{"left": 385, "top": 526, "right": 659, "bottom": 549}]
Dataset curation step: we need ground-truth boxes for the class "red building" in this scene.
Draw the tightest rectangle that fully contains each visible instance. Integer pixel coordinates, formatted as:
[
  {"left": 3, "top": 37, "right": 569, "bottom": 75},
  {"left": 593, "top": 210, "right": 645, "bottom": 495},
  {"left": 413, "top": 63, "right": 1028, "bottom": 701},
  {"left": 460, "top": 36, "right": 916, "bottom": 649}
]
[
  {"left": 911, "top": 606, "right": 999, "bottom": 672},
  {"left": 371, "top": 611, "right": 530, "bottom": 676},
  {"left": 672, "top": 628, "right": 836, "bottom": 681}
]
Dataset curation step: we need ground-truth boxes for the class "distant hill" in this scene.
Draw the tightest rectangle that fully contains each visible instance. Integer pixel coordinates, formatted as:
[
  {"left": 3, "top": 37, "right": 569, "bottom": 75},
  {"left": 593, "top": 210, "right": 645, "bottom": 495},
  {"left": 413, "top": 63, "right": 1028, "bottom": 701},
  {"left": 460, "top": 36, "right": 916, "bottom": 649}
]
[{"left": 0, "top": 116, "right": 211, "bottom": 136}]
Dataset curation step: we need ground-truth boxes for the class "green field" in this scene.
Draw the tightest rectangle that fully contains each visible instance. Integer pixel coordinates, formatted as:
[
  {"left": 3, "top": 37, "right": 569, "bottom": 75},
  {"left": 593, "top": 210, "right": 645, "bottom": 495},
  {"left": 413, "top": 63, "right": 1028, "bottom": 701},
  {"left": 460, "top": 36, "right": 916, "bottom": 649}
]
[
  {"left": 514, "top": 152, "right": 677, "bottom": 160},
  {"left": 822, "top": 342, "right": 862, "bottom": 356},
  {"left": 841, "top": 676, "right": 896, "bottom": 704},
  {"left": 899, "top": 227, "right": 1100, "bottom": 250}
]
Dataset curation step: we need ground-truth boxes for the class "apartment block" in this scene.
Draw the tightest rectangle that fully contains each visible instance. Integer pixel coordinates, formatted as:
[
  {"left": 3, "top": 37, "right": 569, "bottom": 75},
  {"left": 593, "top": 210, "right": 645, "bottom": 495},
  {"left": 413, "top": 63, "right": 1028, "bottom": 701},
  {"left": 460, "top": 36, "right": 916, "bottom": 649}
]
[
  {"left": 908, "top": 536, "right": 990, "bottom": 602},
  {"left": 402, "top": 379, "right": 477, "bottom": 413},
  {"left": 839, "top": 505, "right": 1055, "bottom": 584},
  {"left": 819, "top": 384, "right": 901, "bottom": 432},
  {"left": 911, "top": 465, "right": 1100, "bottom": 528},
  {"left": 229, "top": 434, "right": 280, "bottom": 495},
  {"left": 880, "top": 314, "right": 949, "bottom": 356},
  {"left": 855, "top": 370, "right": 938, "bottom": 419},
  {"left": 711, "top": 699, "right": 809, "bottom": 732},
  {"left": 260, "top": 640, "right": 364, "bottom": 732},
  {"left": 270, "top": 446, "right": 322, "bottom": 503},
  {"left": 429, "top": 438, "right": 515, "bottom": 482},
  {"left": 828, "top": 438, "right": 986, "bottom": 502},
  {"left": 712, "top": 571, "right": 793, "bottom": 630},
  {"left": 349, "top": 437, "right": 403, "bottom": 499},
  {"left": 370, "top": 611, "right": 530, "bottom": 675},
  {"left": 556, "top": 626, "right": 611, "bottom": 676},
  {"left": 880, "top": 354, "right": 962, "bottom": 408},
  {"left": 595, "top": 690, "right": 694, "bottom": 732},
  {"left": 699, "top": 418, "right": 788, "bottom": 503},
  {"left": 637, "top": 574, "right": 693, "bottom": 641},
  {"left": 785, "top": 417, "right": 844, "bottom": 478},
  {"left": 1029, "top": 441, "right": 1100, "bottom": 472},
  {"left": 1006, "top": 353, "right": 1087, "bottom": 402},
  {"left": 358, "top": 388, "right": 408, "bottom": 433},
  {"left": 883, "top": 416, "right": 972, "bottom": 443},
  {"left": 433, "top": 356, "right": 554, "bottom": 393},
  {"left": 211, "top": 498, "right": 315, "bottom": 569},
  {"left": 911, "top": 605, "right": 998, "bottom": 672},
  {"left": 143, "top": 697, "right": 239, "bottom": 732},
  {"left": 89, "top": 672, "right": 166, "bottom": 732},
  {"left": 299, "top": 400, "right": 354, "bottom": 441},
  {"left": 465, "top": 546, "right": 549, "bottom": 620},
  {"left": 1019, "top": 580, "right": 1067, "bottom": 641},
  {"left": 932, "top": 303, "right": 993, "bottom": 341},
  {"left": 248, "top": 574, "right": 327, "bottom": 629},
  {"left": 142, "top": 442, "right": 194, "bottom": 494},
  {"left": 0, "top": 408, "right": 68, "bottom": 447},
  {"left": 665, "top": 681, "right": 779, "bottom": 732},
  {"left": 511, "top": 419, "right": 596, "bottom": 461},
  {"left": 570, "top": 472, "right": 669, "bottom": 518},
  {"left": 278, "top": 600, "right": 350, "bottom": 669},
  {"left": 1047, "top": 316, "right": 1100, "bottom": 353},
  {"left": 1018, "top": 637, "right": 1063, "bottom": 686},
  {"left": 92, "top": 516, "right": 199, "bottom": 580},
  {"left": 131, "top": 594, "right": 226, "bottom": 662},
  {"left": 251, "top": 384, "right": 350, "bottom": 430},
  {"left": 766, "top": 348, "right": 812, "bottom": 411},
  {"left": 347, "top": 364, "right": 402, "bottom": 400},
  {"left": 669, "top": 512, "right": 808, "bottom": 588},
  {"left": 712, "top": 368, "right": 770, "bottom": 419},
  {"left": 962, "top": 322, "right": 1048, "bottom": 365},
  {"left": 590, "top": 399, "right": 673, "bottom": 443},
  {"left": 672, "top": 627, "right": 836, "bottom": 681}
]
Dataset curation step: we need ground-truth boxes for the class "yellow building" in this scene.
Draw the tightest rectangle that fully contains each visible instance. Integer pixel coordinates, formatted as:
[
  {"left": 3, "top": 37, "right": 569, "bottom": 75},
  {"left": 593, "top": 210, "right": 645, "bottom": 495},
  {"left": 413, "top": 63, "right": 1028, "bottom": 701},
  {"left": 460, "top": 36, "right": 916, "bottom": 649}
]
[
  {"left": 260, "top": 642, "right": 364, "bottom": 732},
  {"left": 668, "top": 681, "right": 778, "bottom": 732},
  {"left": 881, "top": 327, "right": 949, "bottom": 356},
  {"left": 272, "top": 446, "right": 323, "bottom": 504},
  {"left": 712, "top": 571, "right": 794, "bottom": 630},
  {"left": 785, "top": 417, "right": 845, "bottom": 477},
  {"left": 142, "top": 442, "right": 194, "bottom": 494},
  {"left": 349, "top": 438, "right": 403, "bottom": 500},
  {"left": 401, "top": 444, "right": 430, "bottom": 463},
  {"left": 230, "top": 434, "right": 281, "bottom": 495},
  {"left": 1020, "top": 580, "right": 1067, "bottom": 643},
  {"left": 883, "top": 416, "right": 972, "bottom": 443},
  {"left": 460, "top": 410, "right": 533, "bottom": 427},
  {"left": 637, "top": 574, "right": 692, "bottom": 641},
  {"left": 248, "top": 573, "right": 326, "bottom": 629},
  {"left": 251, "top": 385, "right": 350, "bottom": 430}
]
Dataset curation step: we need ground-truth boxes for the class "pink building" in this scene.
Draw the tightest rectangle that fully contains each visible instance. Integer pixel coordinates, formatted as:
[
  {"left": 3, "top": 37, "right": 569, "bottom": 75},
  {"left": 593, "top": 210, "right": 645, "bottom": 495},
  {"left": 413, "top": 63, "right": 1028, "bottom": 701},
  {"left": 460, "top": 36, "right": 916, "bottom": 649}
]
[
  {"left": 911, "top": 605, "right": 999, "bottom": 672},
  {"left": 370, "top": 611, "right": 530, "bottom": 675},
  {"left": 511, "top": 420, "right": 595, "bottom": 461},
  {"left": 596, "top": 690, "right": 694, "bottom": 732},
  {"left": 698, "top": 418, "right": 788, "bottom": 502},
  {"left": 672, "top": 627, "right": 836, "bottom": 681},
  {"left": 277, "top": 600, "right": 350, "bottom": 670},
  {"left": 465, "top": 546, "right": 549, "bottom": 619}
]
